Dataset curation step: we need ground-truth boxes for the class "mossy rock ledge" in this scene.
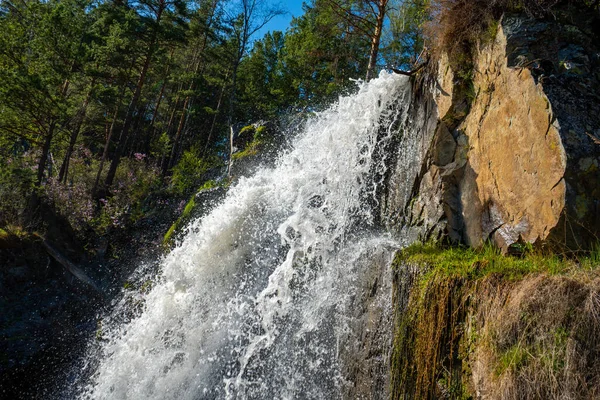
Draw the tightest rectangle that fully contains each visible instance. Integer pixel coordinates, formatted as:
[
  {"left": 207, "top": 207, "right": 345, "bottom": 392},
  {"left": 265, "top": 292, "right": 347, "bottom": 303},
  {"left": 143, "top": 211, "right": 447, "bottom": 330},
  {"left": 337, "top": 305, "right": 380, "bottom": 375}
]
[{"left": 390, "top": 244, "right": 600, "bottom": 400}]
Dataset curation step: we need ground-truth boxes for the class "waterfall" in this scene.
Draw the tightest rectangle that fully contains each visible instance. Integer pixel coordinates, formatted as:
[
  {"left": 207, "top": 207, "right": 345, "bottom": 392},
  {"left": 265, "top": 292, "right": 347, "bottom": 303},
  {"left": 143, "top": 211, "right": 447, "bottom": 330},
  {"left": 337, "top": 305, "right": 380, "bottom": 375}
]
[{"left": 77, "top": 72, "right": 412, "bottom": 400}]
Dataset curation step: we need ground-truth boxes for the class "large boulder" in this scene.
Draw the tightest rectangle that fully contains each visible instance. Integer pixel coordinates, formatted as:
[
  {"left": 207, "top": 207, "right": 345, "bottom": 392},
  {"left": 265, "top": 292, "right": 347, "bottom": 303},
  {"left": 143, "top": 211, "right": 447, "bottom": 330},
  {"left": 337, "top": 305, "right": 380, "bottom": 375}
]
[{"left": 385, "top": 9, "right": 600, "bottom": 251}]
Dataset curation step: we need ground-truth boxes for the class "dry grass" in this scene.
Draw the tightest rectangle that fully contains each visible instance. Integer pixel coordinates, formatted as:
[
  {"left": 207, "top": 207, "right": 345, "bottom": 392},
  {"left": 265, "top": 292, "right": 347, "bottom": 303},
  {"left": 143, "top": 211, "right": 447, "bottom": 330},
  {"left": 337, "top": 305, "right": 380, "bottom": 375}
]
[
  {"left": 391, "top": 245, "right": 600, "bottom": 399},
  {"left": 474, "top": 275, "right": 600, "bottom": 399},
  {"left": 423, "top": 0, "right": 589, "bottom": 67}
]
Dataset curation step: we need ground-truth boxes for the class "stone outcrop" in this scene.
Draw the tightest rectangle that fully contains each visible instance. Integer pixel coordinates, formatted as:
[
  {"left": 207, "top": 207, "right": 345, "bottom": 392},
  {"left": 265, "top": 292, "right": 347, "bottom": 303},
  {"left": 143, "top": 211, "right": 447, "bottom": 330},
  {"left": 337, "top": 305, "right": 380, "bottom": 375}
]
[
  {"left": 390, "top": 255, "right": 600, "bottom": 400},
  {"left": 384, "top": 10, "right": 600, "bottom": 251},
  {"left": 339, "top": 248, "right": 395, "bottom": 400}
]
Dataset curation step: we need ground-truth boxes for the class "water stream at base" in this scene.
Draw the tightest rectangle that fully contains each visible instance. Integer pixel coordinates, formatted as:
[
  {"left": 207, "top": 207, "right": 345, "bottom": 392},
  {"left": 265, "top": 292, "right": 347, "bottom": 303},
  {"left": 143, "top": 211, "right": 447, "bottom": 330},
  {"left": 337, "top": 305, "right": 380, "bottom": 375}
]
[{"left": 77, "top": 72, "right": 412, "bottom": 400}]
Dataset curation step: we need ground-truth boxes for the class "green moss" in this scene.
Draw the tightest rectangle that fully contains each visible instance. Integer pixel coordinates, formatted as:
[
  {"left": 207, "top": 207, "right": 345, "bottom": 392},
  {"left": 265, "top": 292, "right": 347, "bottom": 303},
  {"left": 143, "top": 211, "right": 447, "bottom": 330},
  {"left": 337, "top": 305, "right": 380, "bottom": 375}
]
[
  {"left": 391, "top": 255, "right": 469, "bottom": 399},
  {"left": 495, "top": 344, "right": 530, "bottom": 376},
  {"left": 163, "top": 196, "right": 196, "bottom": 247},
  {"left": 254, "top": 125, "right": 266, "bottom": 140},
  {"left": 232, "top": 124, "right": 269, "bottom": 161},
  {"left": 232, "top": 138, "right": 263, "bottom": 160},
  {"left": 163, "top": 223, "right": 177, "bottom": 246},
  {"left": 95, "top": 321, "right": 104, "bottom": 341},
  {"left": 182, "top": 197, "right": 196, "bottom": 219},
  {"left": 0, "top": 225, "right": 27, "bottom": 239},
  {"left": 239, "top": 124, "right": 256, "bottom": 136},
  {"left": 140, "top": 279, "right": 153, "bottom": 294},
  {"left": 163, "top": 179, "right": 227, "bottom": 247},
  {"left": 198, "top": 179, "right": 217, "bottom": 191},
  {"left": 397, "top": 242, "right": 596, "bottom": 283}
]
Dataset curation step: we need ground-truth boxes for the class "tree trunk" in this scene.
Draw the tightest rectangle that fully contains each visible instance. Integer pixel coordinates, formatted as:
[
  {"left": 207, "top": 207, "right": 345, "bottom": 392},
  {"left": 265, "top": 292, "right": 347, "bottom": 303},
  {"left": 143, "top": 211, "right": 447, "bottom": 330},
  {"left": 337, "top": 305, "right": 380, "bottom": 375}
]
[
  {"left": 204, "top": 69, "right": 229, "bottom": 156},
  {"left": 25, "top": 121, "right": 56, "bottom": 226},
  {"left": 143, "top": 75, "right": 168, "bottom": 156},
  {"left": 104, "top": 51, "right": 153, "bottom": 188},
  {"left": 365, "top": 0, "right": 387, "bottom": 81},
  {"left": 59, "top": 82, "right": 94, "bottom": 183},
  {"left": 167, "top": 95, "right": 191, "bottom": 169},
  {"left": 226, "top": 45, "right": 244, "bottom": 177},
  {"left": 104, "top": 4, "right": 164, "bottom": 188},
  {"left": 36, "top": 122, "right": 56, "bottom": 185},
  {"left": 127, "top": 102, "right": 149, "bottom": 157},
  {"left": 166, "top": 12, "right": 216, "bottom": 170},
  {"left": 93, "top": 92, "right": 124, "bottom": 196}
]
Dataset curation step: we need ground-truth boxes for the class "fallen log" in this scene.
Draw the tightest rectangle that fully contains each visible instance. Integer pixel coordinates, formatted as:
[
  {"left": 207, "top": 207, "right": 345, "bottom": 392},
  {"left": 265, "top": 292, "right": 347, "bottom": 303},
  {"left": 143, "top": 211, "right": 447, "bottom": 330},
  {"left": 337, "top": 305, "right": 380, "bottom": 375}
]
[{"left": 35, "top": 233, "right": 102, "bottom": 294}]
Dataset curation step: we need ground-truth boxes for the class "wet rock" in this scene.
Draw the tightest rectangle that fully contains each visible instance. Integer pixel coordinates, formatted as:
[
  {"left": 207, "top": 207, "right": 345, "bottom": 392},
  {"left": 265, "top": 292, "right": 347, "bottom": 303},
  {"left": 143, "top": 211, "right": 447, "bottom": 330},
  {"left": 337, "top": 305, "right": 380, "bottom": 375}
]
[{"left": 339, "top": 248, "right": 395, "bottom": 400}]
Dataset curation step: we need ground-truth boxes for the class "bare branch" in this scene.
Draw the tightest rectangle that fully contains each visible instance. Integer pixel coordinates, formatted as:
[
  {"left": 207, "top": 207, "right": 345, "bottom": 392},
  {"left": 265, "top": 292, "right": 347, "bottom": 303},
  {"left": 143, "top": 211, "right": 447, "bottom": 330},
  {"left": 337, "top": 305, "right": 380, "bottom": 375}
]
[{"left": 326, "top": 0, "right": 377, "bottom": 32}]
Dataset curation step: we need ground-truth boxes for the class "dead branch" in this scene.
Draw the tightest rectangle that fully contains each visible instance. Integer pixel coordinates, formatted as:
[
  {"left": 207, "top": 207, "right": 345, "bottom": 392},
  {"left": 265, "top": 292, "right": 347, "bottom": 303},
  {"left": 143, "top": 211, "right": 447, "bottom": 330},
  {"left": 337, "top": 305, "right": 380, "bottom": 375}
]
[
  {"left": 391, "top": 61, "right": 427, "bottom": 76},
  {"left": 36, "top": 234, "right": 102, "bottom": 294},
  {"left": 587, "top": 132, "right": 600, "bottom": 145}
]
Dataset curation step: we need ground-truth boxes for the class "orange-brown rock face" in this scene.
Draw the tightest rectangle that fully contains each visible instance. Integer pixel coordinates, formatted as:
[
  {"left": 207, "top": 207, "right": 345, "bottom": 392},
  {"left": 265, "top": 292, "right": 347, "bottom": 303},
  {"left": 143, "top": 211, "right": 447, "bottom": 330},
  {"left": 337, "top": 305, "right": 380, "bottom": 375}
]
[
  {"left": 385, "top": 13, "right": 600, "bottom": 251},
  {"left": 459, "top": 26, "right": 567, "bottom": 248}
]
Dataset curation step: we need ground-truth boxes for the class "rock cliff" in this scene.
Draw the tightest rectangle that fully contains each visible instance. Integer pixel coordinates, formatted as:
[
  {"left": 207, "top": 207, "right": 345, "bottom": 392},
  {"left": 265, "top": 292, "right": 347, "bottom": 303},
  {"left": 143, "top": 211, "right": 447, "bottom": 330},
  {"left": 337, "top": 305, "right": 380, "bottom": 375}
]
[
  {"left": 384, "top": 9, "right": 600, "bottom": 252},
  {"left": 381, "top": 5, "right": 600, "bottom": 400}
]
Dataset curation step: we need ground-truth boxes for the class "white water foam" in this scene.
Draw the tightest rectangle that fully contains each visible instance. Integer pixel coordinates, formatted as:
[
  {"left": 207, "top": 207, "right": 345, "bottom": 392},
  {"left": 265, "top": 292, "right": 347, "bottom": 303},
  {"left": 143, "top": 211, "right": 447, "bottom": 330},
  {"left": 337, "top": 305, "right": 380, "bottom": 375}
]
[{"left": 80, "top": 71, "right": 411, "bottom": 400}]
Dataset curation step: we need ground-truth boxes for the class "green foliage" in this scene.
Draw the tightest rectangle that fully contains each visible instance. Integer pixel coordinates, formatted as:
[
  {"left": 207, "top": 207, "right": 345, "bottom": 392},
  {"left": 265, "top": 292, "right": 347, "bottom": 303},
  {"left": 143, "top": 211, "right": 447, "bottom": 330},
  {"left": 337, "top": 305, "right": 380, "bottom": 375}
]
[
  {"left": 282, "top": 0, "right": 370, "bottom": 106},
  {"left": 238, "top": 31, "right": 298, "bottom": 120},
  {"left": 384, "top": 0, "right": 429, "bottom": 69},
  {"left": 0, "top": 155, "right": 36, "bottom": 225},
  {"left": 152, "top": 132, "right": 172, "bottom": 159},
  {"left": 170, "top": 150, "right": 220, "bottom": 195}
]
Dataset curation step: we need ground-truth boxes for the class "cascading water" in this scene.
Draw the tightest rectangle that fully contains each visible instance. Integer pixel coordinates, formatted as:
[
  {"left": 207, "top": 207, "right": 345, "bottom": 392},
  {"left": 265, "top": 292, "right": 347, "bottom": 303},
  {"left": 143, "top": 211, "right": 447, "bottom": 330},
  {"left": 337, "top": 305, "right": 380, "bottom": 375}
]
[{"left": 77, "top": 72, "right": 412, "bottom": 400}]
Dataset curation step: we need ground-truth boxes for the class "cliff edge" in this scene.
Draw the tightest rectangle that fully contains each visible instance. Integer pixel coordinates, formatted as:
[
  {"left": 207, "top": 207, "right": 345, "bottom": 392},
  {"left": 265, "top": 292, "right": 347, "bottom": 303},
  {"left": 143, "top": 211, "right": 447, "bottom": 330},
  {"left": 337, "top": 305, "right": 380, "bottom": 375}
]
[{"left": 384, "top": 6, "right": 600, "bottom": 252}]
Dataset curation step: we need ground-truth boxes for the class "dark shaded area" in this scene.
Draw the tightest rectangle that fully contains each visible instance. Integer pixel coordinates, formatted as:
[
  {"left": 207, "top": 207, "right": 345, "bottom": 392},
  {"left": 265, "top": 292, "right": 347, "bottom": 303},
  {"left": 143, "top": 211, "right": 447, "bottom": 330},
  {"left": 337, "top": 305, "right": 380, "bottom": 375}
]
[{"left": 0, "top": 197, "right": 180, "bottom": 399}]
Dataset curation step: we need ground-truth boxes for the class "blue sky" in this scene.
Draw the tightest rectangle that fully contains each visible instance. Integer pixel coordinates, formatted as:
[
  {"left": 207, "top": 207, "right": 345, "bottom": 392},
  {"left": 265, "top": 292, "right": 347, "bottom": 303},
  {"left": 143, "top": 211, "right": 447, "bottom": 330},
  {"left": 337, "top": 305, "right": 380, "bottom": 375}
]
[{"left": 256, "top": 0, "right": 306, "bottom": 36}]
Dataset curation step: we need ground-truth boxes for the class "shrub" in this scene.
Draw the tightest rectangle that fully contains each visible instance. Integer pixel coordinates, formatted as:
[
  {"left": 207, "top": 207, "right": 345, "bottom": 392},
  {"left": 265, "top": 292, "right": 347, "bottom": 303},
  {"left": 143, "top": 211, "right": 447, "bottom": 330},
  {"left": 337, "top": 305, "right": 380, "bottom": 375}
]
[
  {"left": 93, "top": 156, "right": 160, "bottom": 232},
  {"left": 425, "top": 0, "right": 593, "bottom": 65},
  {"left": 170, "top": 150, "right": 221, "bottom": 195},
  {"left": 44, "top": 148, "right": 161, "bottom": 235},
  {"left": 0, "top": 160, "right": 35, "bottom": 226}
]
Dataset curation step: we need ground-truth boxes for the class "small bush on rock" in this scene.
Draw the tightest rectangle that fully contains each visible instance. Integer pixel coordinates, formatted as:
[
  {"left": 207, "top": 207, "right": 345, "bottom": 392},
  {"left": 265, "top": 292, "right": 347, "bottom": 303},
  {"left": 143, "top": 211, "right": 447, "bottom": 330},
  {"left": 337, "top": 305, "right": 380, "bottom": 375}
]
[{"left": 170, "top": 149, "right": 221, "bottom": 195}]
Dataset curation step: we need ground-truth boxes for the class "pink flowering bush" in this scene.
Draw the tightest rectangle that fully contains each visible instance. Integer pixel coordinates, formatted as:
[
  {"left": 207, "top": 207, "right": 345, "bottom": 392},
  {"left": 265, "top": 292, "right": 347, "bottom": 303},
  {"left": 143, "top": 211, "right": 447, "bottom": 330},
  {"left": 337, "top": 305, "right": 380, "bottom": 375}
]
[
  {"left": 45, "top": 177, "right": 95, "bottom": 227},
  {"left": 1, "top": 141, "right": 165, "bottom": 237},
  {"left": 44, "top": 149, "right": 160, "bottom": 235}
]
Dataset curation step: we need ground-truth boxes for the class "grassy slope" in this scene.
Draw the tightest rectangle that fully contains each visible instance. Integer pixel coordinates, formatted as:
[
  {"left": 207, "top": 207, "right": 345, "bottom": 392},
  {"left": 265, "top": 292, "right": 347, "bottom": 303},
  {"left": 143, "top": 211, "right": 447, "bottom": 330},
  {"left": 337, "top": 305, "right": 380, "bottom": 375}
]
[{"left": 391, "top": 244, "right": 600, "bottom": 399}]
